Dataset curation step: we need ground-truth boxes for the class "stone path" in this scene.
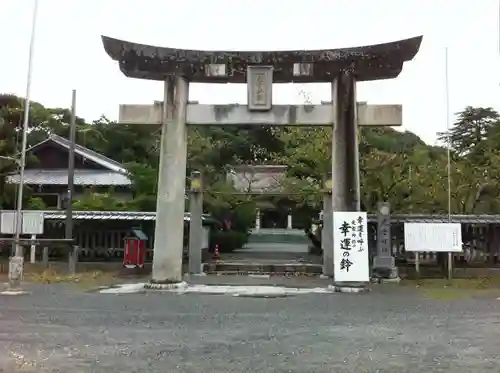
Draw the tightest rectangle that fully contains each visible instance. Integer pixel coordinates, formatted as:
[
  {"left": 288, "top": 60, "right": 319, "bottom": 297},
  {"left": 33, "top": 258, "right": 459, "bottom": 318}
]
[{"left": 1, "top": 282, "right": 500, "bottom": 372}]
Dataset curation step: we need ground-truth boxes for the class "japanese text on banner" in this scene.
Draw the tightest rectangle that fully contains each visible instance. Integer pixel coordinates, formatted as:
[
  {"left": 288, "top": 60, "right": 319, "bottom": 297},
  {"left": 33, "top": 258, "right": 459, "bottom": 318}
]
[{"left": 333, "top": 211, "right": 369, "bottom": 282}]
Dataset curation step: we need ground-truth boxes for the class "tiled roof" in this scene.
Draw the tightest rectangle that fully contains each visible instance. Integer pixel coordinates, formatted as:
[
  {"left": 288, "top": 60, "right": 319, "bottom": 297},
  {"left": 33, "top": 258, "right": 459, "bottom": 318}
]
[
  {"left": 7, "top": 169, "right": 131, "bottom": 186},
  {"left": 26, "top": 134, "right": 127, "bottom": 173},
  {"left": 39, "top": 210, "right": 220, "bottom": 225},
  {"left": 17, "top": 210, "right": 500, "bottom": 224},
  {"left": 6, "top": 210, "right": 500, "bottom": 224},
  {"left": 227, "top": 165, "right": 286, "bottom": 192}
]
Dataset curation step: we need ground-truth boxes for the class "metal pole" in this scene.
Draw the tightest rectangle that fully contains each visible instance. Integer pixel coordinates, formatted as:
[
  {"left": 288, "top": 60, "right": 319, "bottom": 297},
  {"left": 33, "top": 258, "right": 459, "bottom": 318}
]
[
  {"left": 8, "top": 0, "right": 39, "bottom": 290},
  {"left": 188, "top": 171, "right": 203, "bottom": 274},
  {"left": 409, "top": 166, "right": 420, "bottom": 277},
  {"left": 66, "top": 90, "right": 77, "bottom": 274},
  {"left": 66, "top": 90, "right": 76, "bottom": 238},
  {"left": 445, "top": 48, "right": 452, "bottom": 225},
  {"left": 322, "top": 189, "right": 333, "bottom": 277},
  {"left": 445, "top": 47, "right": 453, "bottom": 281}
]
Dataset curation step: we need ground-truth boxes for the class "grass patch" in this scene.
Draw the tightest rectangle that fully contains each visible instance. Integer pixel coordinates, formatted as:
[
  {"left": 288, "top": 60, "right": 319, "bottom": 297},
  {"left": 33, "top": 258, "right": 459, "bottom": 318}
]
[
  {"left": 419, "top": 287, "right": 470, "bottom": 300},
  {"left": 25, "top": 269, "right": 121, "bottom": 289},
  {"left": 400, "top": 277, "right": 500, "bottom": 299}
]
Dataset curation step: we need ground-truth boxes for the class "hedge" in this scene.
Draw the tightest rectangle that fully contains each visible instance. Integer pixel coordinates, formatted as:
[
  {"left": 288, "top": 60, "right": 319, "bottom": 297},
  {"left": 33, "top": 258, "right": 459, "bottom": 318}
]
[{"left": 210, "top": 230, "right": 248, "bottom": 253}]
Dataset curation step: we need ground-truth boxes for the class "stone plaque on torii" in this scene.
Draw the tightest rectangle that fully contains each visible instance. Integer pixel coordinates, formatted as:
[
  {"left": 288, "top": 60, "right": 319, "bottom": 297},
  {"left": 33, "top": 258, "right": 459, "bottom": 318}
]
[{"left": 101, "top": 35, "right": 422, "bottom": 285}]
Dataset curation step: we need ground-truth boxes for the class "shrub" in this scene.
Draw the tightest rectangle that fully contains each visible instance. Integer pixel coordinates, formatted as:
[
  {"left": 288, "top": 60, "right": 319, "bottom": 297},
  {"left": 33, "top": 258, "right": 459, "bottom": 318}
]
[{"left": 210, "top": 230, "right": 248, "bottom": 253}]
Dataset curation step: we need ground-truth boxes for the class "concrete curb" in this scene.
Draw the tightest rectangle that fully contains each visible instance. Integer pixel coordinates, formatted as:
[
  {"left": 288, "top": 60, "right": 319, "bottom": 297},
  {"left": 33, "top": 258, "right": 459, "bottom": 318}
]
[
  {"left": 99, "top": 282, "right": 344, "bottom": 297},
  {"left": 0, "top": 290, "right": 31, "bottom": 296},
  {"left": 234, "top": 292, "right": 290, "bottom": 298},
  {"left": 144, "top": 281, "right": 188, "bottom": 291},
  {"left": 184, "top": 273, "right": 208, "bottom": 278}
]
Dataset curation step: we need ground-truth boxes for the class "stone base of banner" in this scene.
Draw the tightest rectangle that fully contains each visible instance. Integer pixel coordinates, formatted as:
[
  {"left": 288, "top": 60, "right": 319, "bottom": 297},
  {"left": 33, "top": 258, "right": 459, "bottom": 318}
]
[{"left": 331, "top": 282, "right": 370, "bottom": 293}]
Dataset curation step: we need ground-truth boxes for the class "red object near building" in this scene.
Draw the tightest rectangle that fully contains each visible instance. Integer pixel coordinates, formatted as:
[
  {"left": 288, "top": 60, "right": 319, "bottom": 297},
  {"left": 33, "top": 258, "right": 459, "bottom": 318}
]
[
  {"left": 212, "top": 244, "right": 221, "bottom": 260},
  {"left": 123, "top": 228, "right": 148, "bottom": 269}
]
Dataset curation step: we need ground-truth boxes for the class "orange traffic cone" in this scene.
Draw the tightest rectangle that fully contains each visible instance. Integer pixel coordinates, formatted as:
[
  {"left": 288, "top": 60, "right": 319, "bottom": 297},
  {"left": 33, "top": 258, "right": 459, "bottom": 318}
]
[{"left": 212, "top": 245, "right": 221, "bottom": 260}]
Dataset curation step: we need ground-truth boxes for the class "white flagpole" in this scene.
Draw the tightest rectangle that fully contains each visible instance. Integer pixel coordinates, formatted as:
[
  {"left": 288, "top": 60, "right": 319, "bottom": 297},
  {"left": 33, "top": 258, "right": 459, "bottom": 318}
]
[
  {"left": 9, "top": 0, "right": 39, "bottom": 291},
  {"left": 444, "top": 47, "right": 453, "bottom": 281},
  {"left": 445, "top": 47, "right": 451, "bottom": 222}
]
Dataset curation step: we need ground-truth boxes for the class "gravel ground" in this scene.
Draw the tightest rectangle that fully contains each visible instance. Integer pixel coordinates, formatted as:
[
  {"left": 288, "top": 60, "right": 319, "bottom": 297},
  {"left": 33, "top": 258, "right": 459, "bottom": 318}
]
[{"left": 1, "top": 281, "right": 500, "bottom": 373}]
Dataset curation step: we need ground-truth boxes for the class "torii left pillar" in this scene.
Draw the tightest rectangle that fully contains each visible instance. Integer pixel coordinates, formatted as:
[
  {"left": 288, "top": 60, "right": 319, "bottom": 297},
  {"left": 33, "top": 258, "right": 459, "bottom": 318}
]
[{"left": 149, "top": 76, "right": 189, "bottom": 286}]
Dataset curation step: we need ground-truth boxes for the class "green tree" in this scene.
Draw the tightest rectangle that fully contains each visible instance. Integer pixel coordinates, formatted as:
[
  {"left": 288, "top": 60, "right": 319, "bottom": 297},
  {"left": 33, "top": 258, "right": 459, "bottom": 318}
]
[
  {"left": 124, "top": 162, "right": 158, "bottom": 211},
  {"left": 204, "top": 181, "right": 257, "bottom": 232},
  {"left": 72, "top": 189, "right": 128, "bottom": 211},
  {"left": 0, "top": 94, "right": 50, "bottom": 208},
  {"left": 278, "top": 127, "right": 331, "bottom": 182},
  {"left": 438, "top": 107, "right": 499, "bottom": 160}
]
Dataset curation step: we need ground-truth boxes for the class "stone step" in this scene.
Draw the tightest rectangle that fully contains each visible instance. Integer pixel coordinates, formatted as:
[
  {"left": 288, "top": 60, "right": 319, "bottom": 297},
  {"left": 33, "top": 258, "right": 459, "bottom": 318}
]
[
  {"left": 203, "top": 261, "right": 323, "bottom": 275},
  {"left": 249, "top": 228, "right": 305, "bottom": 235},
  {"left": 239, "top": 243, "right": 310, "bottom": 253},
  {"left": 248, "top": 235, "right": 310, "bottom": 244}
]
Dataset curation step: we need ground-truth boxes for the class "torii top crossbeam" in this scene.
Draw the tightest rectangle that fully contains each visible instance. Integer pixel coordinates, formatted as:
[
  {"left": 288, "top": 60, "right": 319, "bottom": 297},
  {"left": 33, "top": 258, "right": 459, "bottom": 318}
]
[{"left": 101, "top": 35, "right": 423, "bottom": 83}]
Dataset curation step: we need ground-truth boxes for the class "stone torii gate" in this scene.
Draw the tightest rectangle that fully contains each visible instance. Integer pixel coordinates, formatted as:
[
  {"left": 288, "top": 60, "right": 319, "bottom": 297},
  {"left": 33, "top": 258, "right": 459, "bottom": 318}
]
[{"left": 101, "top": 35, "right": 422, "bottom": 285}]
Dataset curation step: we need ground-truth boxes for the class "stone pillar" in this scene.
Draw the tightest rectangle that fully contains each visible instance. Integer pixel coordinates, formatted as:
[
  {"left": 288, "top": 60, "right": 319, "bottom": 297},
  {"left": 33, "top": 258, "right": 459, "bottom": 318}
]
[
  {"left": 287, "top": 213, "right": 292, "bottom": 229},
  {"left": 331, "top": 72, "right": 360, "bottom": 212},
  {"left": 188, "top": 171, "right": 203, "bottom": 274},
  {"left": 373, "top": 202, "right": 398, "bottom": 278},
  {"left": 29, "top": 234, "right": 36, "bottom": 264},
  {"left": 151, "top": 76, "right": 189, "bottom": 284},
  {"left": 322, "top": 176, "right": 334, "bottom": 277},
  {"left": 255, "top": 208, "right": 261, "bottom": 230}
]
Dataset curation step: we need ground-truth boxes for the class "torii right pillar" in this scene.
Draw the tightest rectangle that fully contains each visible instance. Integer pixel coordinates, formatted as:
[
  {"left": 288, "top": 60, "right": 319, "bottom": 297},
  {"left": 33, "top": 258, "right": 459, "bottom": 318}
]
[{"left": 331, "top": 72, "right": 360, "bottom": 213}]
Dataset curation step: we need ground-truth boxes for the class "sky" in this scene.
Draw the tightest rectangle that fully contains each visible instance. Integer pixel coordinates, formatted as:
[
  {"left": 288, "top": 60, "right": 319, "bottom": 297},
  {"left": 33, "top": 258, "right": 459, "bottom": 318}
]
[{"left": 1, "top": 0, "right": 500, "bottom": 145}]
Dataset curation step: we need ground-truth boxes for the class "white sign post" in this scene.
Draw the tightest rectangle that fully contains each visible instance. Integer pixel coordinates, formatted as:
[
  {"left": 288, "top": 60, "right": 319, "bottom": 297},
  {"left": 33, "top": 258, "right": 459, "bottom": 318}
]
[
  {"left": 333, "top": 211, "right": 369, "bottom": 283},
  {"left": 404, "top": 223, "right": 462, "bottom": 280},
  {"left": 404, "top": 223, "right": 462, "bottom": 253},
  {"left": 0, "top": 211, "right": 44, "bottom": 235},
  {"left": 1, "top": 211, "right": 44, "bottom": 263}
]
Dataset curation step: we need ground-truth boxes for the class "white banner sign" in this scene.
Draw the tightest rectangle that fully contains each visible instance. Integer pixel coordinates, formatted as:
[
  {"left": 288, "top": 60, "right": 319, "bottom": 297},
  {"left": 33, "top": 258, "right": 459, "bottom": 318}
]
[
  {"left": 202, "top": 226, "right": 209, "bottom": 249},
  {"left": 0, "top": 211, "right": 44, "bottom": 235},
  {"left": 404, "top": 223, "right": 462, "bottom": 252},
  {"left": 22, "top": 212, "right": 45, "bottom": 235},
  {"left": 333, "top": 211, "right": 369, "bottom": 282}
]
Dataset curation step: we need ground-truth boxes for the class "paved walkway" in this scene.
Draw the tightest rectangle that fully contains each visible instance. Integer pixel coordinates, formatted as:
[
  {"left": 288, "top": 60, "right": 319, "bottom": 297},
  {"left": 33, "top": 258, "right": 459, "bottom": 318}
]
[{"left": 1, "top": 282, "right": 500, "bottom": 372}]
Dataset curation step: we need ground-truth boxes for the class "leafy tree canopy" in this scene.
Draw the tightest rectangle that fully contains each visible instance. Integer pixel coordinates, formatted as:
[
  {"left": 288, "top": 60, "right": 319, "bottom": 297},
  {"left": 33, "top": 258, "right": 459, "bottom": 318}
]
[{"left": 1, "top": 94, "right": 499, "bottom": 220}]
